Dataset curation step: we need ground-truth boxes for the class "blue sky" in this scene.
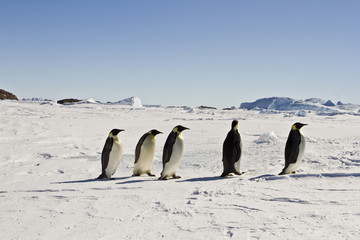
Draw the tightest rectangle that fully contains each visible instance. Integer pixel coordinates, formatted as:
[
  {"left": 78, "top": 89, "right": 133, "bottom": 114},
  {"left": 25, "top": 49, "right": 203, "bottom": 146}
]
[{"left": 1, "top": 0, "right": 359, "bottom": 107}]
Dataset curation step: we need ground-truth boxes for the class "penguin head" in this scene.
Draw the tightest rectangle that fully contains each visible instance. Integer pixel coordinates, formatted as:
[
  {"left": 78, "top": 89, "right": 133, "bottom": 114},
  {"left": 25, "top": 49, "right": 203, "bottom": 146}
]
[
  {"left": 109, "top": 129, "right": 125, "bottom": 137},
  {"left": 231, "top": 120, "right": 238, "bottom": 130},
  {"left": 149, "top": 129, "right": 162, "bottom": 136},
  {"left": 292, "top": 122, "right": 307, "bottom": 130},
  {"left": 174, "top": 125, "right": 190, "bottom": 133}
]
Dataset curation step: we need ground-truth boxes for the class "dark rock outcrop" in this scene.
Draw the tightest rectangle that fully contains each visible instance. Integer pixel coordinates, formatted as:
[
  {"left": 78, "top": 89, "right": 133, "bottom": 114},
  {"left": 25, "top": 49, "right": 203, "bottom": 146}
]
[
  {"left": 0, "top": 89, "right": 18, "bottom": 100},
  {"left": 57, "top": 98, "right": 80, "bottom": 104},
  {"left": 198, "top": 105, "right": 217, "bottom": 110},
  {"left": 323, "top": 100, "right": 335, "bottom": 107}
]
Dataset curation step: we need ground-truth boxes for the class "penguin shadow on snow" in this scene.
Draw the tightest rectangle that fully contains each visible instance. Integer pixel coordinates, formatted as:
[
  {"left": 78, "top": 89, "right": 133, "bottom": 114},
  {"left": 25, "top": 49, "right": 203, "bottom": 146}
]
[
  {"left": 53, "top": 176, "right": 132, "bottom": 184},
  {"left": 116, "top": 176, "right": 158, "bottom": 185},
  {"left": 178, "top": 176, "right": 232, "bottom": 182}
]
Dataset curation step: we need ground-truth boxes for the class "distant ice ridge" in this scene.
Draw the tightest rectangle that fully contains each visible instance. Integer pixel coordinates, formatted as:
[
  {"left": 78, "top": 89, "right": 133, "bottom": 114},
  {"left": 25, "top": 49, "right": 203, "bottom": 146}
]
[
  {"left": 112, "top": 96, "right": 143, "bottom": 108},
  {"left": 78, "top": 98, "right": 99, "bottom": 104},
  {"left": 20, "top": 96, "right": 143, "bottom": 108},
  {"left": 240, "top": 97, "right": 360, "bottom": 116},
  {"left": 22, "top": 97, "right": 53, "bottom": 102}
]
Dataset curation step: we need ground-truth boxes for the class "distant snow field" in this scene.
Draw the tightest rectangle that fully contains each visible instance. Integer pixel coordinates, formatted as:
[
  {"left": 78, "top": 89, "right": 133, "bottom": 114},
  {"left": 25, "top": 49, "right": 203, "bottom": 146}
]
[{"left": 1, "top": 97, "right": 360, "bottom": 239}]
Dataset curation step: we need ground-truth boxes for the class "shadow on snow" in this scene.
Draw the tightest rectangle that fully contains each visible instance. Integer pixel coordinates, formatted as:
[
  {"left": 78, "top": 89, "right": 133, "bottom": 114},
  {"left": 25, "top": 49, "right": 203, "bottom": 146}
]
[
  {"left": 178, "top": 176, "right": 232, "bottom": 182},
  {"left": 249, "top": 172, "right": 360, "bottom": 181},
  {"left": 52, "top": 176, "right": 132, "bottom": 184}
]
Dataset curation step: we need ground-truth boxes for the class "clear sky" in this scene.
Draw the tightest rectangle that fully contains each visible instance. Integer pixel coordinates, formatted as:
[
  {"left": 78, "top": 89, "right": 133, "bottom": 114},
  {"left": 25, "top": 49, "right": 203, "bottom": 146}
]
[{"left": 1, "top": 0, "right": 359, "bottom": 107}]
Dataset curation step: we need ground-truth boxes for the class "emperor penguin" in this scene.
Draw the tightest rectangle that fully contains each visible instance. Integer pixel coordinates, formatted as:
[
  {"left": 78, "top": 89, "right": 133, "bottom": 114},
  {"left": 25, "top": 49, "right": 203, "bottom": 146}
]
[
  {"left": 221, "top": 120, "right": 243, "bottom": 177},
  {"left": 279, "top": 122, "right": 307, "bottom": 175},
  {"left": 97, "top": 128, "right": 124, "bottom": 179},
  {"left": 159, "top": 125, "right": 189, "bottom": 180},
  {"left": 133, "top": 129, "right": 162, "bottom": 177}
]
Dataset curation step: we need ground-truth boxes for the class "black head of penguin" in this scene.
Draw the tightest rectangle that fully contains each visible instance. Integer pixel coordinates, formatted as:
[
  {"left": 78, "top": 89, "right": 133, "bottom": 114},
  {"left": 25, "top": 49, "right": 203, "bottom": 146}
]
[
  {"left": 149, "top": 129, "right": 163, "bottom": 136},
  {"left": 110, "top": 129, "right": 125, "bottom": 136},
  {"left": 231, "top": 120, "right": 238, "bottom": 129},
  {"left": 292, "top": 122, "right": 307, "bottom": 130},
  {"left": 174, "top": 125, "right": 190, "bottom": 132}
]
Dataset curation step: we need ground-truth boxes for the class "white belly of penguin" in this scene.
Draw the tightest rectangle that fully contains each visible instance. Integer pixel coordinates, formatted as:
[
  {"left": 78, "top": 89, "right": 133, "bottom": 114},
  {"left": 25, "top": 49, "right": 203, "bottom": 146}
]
[
  {"left": 105, "top": 140, "right": 123, "bottom": 177},
  {"left": 286, "top": 133, "right": 305, "bottom": 174},
  {"left": 163, "top": 136, "right": 184, "bottom": 177},
  {"left": 134, "top": 137, "right": 156, "bottom": 173}
]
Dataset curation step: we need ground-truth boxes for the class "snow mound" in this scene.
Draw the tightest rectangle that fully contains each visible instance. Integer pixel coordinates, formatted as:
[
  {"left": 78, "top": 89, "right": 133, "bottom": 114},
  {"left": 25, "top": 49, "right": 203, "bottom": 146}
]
[
  {"left": 78, "top": 98, "right": 98, "bottom": 104},
  {"left": 297, "top": 110, "right": 308, "bottom": 117},
  {"left": 254, "top": 131, "right": 280, "bottom": 144},
  {"left": 112, "top": 96, "right": 143, "bottom": 108}
]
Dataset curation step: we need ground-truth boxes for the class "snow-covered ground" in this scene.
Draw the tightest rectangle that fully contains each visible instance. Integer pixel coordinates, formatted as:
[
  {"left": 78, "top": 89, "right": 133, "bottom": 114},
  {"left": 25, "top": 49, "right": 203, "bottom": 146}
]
[{"left": 1, "top": 99, "right": 360, "bottom": 239}]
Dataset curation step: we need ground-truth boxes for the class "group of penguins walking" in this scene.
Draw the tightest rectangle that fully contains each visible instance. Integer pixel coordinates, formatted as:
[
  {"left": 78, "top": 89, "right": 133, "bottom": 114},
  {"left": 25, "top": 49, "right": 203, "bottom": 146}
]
[{"left": 97, "top": 120, "right": 307, "bottom": 180}]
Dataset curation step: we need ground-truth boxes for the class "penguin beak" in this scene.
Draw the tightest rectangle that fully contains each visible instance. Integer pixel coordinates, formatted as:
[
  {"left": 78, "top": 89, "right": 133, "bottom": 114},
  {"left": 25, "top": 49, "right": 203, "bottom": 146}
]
[{"left": 182, "top": 127, "right": 190, "bottom": 131}]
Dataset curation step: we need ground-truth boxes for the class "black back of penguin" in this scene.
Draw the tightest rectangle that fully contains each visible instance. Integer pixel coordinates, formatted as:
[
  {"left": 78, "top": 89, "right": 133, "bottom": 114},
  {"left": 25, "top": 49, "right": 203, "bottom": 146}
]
[
  {"left": 221, "top": 120, "right": 242, "bottom": 177},
  {"left": 284, "top": 129, "right": 301, "bottom": 167}
]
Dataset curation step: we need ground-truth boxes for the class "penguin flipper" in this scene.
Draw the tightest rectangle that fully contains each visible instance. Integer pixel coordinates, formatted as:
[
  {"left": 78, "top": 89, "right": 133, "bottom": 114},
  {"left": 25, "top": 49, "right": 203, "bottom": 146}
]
[
  {"left": 135, "top": 133, "right": 149, "bottom": 164},
  {"left": 162, "top": 131, "right": 177, "bottom": 168},
  {"left": 101, "top": 137, "right": 113, "bottom": 171},
  {"left": 235, "top": 139, "right": 241, "bottom": 163},
  {"left": 284, "top": 131, "right": 301, "bottom": 167}
]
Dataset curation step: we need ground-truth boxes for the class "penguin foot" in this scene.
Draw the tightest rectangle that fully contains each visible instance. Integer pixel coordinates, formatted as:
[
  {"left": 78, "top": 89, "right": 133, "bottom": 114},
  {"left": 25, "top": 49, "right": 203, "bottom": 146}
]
[
  {"left": 220, "top": 172, "right": 228, "bottom": 177},
  {"left": 234, "top": 171, "right": 243, "bottom": 175},
  {"left": 132, "top": 173, "right": 141, "bottom": 177},
  {"left": 158, "top": 176, "right": 168, "bottom": 180},
  {"left": 221, "top": 172, "right": 242, "bottom": 177},
  {"left": 97, "top": 173, "right": 106, "bottom": 179},
  {"left": 172, "top": 175, "right": 181, "bottom": 179},
  {"left": 147, "top": 172, "right": 156, "bottom": 177}
]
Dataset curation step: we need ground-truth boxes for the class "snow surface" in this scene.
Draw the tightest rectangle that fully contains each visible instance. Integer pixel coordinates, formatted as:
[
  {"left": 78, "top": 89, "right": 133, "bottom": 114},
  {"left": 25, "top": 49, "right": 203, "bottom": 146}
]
[{"left": 1, "top": 99, "right": 360, "bottom": 239}]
